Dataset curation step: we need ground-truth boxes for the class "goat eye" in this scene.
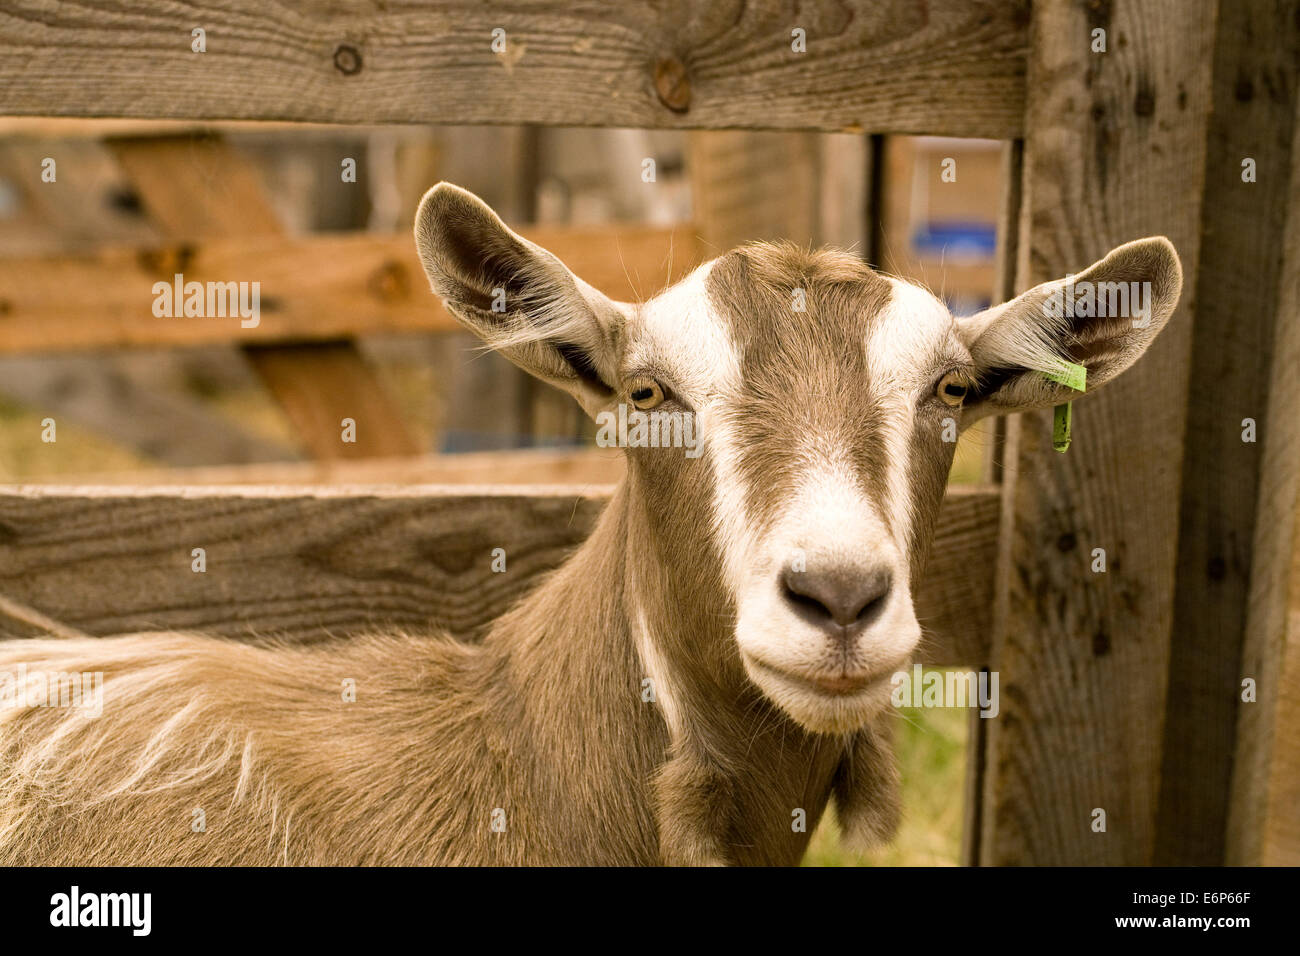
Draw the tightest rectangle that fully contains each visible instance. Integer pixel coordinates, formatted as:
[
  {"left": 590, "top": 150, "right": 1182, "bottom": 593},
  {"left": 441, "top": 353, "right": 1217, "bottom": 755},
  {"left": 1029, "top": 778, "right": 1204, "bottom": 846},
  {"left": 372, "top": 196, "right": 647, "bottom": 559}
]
[
  {"left": 936, "top": 371, "right": 969, "bottom": 406},
  {"left": 628, "top": 376, "right": 665, "bottom": 410}
]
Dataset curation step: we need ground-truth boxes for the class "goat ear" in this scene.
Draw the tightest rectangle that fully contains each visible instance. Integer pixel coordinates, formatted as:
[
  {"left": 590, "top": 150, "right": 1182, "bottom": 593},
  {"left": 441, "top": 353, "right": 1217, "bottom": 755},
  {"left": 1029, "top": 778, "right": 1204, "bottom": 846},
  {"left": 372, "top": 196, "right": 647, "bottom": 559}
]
[
  {"left": 414, "top": 182, "right": 624, "bottom": 416},
  {"left": 955, "top": 237, "right": 1182, "bottom": 425}
]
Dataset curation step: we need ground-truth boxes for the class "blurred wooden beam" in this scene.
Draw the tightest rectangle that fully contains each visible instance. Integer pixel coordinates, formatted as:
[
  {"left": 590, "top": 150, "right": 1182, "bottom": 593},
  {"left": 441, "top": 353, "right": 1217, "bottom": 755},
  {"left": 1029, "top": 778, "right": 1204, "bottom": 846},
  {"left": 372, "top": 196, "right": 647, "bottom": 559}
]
[
  {"left": 107, "top": 135, "right": 420, "bottom": 460},
  {"left": 39, "top": 447, "right": 628, "bottom": 488},
  {"left": 0, "top": 141, "right": 156, "bottom": 252},
  {"left": 688, "top": 130, "right": 870, "bottom": 256},
  {"left": 687, "top": 131, "right": 822, "bottom": 252},
  {"left": 0, "top": 139, "right": 297, "bottom": 468},
  {"left": 227, "top": 341, "right": 418, "bottom": 460},
  {"left": 0, "top": 226, "right": 700, "bottom": 355}
]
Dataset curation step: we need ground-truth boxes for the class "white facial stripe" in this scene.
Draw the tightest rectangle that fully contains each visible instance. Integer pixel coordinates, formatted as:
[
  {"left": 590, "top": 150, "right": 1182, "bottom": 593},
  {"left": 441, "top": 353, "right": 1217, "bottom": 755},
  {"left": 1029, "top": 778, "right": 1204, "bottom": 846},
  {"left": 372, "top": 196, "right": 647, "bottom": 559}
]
[
  {"left": 634, "top": 266, "right": 950, "bottom": 601},
  {"left": 632, "top": 262, "right": 741, "bottom": 400},
  {"left": 865, "top": 278, "right": 954, "bottom": 550},
  {"left": 631, "top": 599, "right": 684, "bottom": 738},
  {"left": 778, "top": 449, "right": 898, "bottom": 577},
  {"left": 705, "top": 403, "right": 760, "bottom": 598},
  {"left": 868, "top": 278, "right": 955, "bottom": 386},
  {"left": 874, "top": 402, "right": 916, "bottom": 551},
  {"left": 623, "top": 253, "right": 948, "bottom": 736},
  {"left": 637, "top": 261, "right": 756, "bottom": 599}
]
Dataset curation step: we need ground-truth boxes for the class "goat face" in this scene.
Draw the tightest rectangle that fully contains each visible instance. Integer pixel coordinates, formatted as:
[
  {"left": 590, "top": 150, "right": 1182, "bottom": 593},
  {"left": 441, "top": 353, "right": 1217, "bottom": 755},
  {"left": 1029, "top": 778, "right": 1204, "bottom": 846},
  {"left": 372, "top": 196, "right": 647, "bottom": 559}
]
[{"left": 415, "top": 183, "right": 1182, "bottom": 735}]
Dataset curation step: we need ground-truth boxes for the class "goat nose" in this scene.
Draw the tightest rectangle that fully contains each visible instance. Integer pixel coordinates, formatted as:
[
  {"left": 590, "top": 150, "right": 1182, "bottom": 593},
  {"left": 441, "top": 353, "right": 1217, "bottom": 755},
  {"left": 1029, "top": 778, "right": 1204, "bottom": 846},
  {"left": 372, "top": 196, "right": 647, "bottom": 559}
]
[{"left": 781, "top": 563, "right": 892, "bottom": 630}]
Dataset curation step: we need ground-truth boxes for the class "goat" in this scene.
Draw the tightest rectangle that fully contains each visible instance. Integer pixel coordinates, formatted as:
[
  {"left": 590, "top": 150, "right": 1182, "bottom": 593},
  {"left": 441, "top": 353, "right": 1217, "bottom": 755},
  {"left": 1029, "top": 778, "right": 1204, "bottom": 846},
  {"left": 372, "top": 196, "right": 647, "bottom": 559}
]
[{"left": 0, "top": 184, "right": 1182, "bottom": 865}]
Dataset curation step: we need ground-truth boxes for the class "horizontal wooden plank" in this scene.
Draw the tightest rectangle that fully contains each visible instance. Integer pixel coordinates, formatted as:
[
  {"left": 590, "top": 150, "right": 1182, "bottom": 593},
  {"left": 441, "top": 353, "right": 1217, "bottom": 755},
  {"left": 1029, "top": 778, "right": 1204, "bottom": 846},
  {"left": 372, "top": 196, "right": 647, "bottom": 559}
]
[
  {"left": 0, "top": 225, "right": 699, "bottom": 354},
  {"left": 0, "top": 484, "right": 998, "bottom": 665},
  {"left": 40, "top": 448, "right": 628, "bottom": 487},
  {"left": 0, "top": 2, "right": 1027, "bottom": 137}
]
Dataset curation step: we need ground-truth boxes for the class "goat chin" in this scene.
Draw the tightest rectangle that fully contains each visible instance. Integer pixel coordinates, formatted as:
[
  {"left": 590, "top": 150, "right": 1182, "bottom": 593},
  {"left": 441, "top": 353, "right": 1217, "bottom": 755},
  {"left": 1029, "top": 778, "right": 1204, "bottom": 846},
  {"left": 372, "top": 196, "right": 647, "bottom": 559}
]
[{"left": 741, "top": 655, "right": 897, "bottom": 735}]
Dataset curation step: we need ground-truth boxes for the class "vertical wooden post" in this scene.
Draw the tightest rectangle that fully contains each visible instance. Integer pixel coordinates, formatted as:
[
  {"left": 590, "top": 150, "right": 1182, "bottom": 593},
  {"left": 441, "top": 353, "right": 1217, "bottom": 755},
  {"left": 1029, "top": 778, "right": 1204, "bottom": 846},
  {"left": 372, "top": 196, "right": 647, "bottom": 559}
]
[
  {"left": 978, "top": 1, "right": 1216, "bottom": 865},
  {"left": 863, "top": 134, "right": 887, "bottom": 269},
  {"left": 982, "top": 140, "right": 1022, "bottom": 488},
  {"left": 960, "top": 138, "right": 1021, "bottom": 867},
  {"left": 1155, "top": 0, "right": 1300, "bottom": 865},
  {"left": 1224, "top": 79, "right": 1300, "bottom": 866},
  {"left": 687, "top": 130, "right": 826, "bottom": 251}
]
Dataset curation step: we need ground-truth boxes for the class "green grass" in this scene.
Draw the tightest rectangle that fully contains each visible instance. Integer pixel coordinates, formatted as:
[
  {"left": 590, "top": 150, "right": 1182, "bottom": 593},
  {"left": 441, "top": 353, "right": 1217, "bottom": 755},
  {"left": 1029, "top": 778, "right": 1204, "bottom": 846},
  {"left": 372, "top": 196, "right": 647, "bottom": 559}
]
[
  {"left": 803, "top": 680, "right": 969, "bottom": 866},
  {"left": 0, "top": 395, "right": 151, "bottom": 480},
  {"left": 949, "top": 417, "right": 993, "bottom": 486}
]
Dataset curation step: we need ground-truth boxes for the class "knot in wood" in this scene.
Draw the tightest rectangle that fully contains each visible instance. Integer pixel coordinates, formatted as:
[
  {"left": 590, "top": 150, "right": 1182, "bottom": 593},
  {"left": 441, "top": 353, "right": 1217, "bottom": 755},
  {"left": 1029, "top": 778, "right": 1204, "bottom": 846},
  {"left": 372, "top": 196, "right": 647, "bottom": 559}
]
[
  {"left": 653, "top": 56, "right": 691, "bottom": 113},
  {"left": 369, "top": 260, "right": 410, "bottom": 302},
  {"left": 334, "top": 44, "right": 363, "bottom": 76}
]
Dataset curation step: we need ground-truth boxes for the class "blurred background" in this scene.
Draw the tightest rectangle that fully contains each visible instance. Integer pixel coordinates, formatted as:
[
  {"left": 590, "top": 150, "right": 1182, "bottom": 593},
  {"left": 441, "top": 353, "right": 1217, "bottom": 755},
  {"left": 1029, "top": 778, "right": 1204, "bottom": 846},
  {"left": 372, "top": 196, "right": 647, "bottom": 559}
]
[{"left": 0, "top": 121, "right": 1008, "bottom": 864}]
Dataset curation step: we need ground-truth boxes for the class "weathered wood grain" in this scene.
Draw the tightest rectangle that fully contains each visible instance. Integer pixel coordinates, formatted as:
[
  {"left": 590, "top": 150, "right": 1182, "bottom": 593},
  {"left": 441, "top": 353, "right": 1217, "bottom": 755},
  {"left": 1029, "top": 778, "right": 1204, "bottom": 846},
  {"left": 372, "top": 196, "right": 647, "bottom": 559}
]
[
  {"left": 1228, "top": 242, "right": 1300, "bottom": 863},
  {"left": 0, "top": 485, "right": 999, "bottom": 667},
  {"left": 1156, "top": 0, "right": 1300, "bottom": 866},
  {"left": 914, "top": 486, "right": 1001, "bottom": 667},
  {"left": 0, "top": 118, "right": 348, "bottom": 138},
  {"left": 978, "top": 0, "right": 1215, "bottom": 865},
  {"left": 1226, "top": 47, "right": 1300, "bottom": 866},
  {"left": 0, "top": 226, "right": 698, "bottom": 354},
  {"left": 0, "top": 1, "right": 1029, "bottom": 137}
]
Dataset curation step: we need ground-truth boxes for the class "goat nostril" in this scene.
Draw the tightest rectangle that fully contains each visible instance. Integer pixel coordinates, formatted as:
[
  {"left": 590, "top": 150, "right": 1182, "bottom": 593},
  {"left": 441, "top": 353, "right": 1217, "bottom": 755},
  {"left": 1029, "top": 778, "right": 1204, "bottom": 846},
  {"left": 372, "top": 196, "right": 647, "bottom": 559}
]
[{"left": 781, "top": 565, "right": 892, "bottom": 630}]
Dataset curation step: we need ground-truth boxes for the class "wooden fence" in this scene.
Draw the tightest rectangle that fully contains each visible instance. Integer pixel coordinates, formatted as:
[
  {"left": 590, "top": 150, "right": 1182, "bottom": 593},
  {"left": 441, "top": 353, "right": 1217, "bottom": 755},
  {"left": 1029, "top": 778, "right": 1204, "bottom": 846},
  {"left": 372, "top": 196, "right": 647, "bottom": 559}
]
[{"left": 0, "top": 0, "right": 1297, "bottom": 866}]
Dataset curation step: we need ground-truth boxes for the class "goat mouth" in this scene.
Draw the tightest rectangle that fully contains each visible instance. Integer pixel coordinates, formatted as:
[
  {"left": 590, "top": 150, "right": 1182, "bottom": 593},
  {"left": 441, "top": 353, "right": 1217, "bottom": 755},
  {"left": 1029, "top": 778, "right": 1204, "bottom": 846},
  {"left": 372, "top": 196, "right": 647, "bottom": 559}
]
[{"left": 749, "top": 658, "right": 883, "bottom": 698}]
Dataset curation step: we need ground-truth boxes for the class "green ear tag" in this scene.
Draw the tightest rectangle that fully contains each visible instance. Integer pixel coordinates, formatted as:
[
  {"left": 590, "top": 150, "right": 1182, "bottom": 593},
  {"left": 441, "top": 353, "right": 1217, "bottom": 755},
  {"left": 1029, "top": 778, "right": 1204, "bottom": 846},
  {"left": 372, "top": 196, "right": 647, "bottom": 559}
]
[
  {"left": 1053, "top": 402, "right": 1073, "bottom": 453},
  {"left": 1042, "top": 360, "right": 1086, "bottom": 454},
  {"left": 1042, "top": 360, "right": 1088, "bottom": 392}
]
